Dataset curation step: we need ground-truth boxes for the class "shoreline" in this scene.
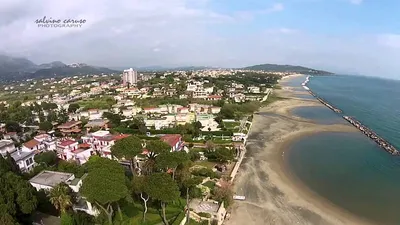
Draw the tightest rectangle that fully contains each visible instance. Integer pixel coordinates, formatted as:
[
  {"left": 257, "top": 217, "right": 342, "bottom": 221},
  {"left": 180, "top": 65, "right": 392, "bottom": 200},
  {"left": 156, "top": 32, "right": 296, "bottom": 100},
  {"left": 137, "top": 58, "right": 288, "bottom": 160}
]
[{"left": 225, "top": 76, "right": 373, "bottom": 225}]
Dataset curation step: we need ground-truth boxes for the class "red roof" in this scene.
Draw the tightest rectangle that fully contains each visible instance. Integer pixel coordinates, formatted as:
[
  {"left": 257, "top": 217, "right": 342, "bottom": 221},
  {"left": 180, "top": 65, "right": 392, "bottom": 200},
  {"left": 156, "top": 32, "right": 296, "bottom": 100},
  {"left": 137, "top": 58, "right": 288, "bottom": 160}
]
[
  {"left": 113, "top": 134, "right": 130, "bottom": 141},
  {"left": 59, "top": 140, "right": 77, "bottom": 147},
  {"left": 160, "top": 134, "right": 182, "bottom": 147},
  {"left": 24, "top": 139, "right": 40, "bottom": 149},
  {"left": 58, "top": 121, "right": 82, "bottom": 129},
  {"left": 79, "top": 143, "right": 91, "bottom": 148}
]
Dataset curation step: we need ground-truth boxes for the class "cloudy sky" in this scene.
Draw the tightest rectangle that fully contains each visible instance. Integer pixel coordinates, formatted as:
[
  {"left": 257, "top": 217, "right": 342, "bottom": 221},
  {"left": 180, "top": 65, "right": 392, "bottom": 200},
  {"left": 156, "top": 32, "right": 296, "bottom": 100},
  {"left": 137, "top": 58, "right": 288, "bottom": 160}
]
[{"left": 0, "top": 0, "right": 399, "bottom": 78}]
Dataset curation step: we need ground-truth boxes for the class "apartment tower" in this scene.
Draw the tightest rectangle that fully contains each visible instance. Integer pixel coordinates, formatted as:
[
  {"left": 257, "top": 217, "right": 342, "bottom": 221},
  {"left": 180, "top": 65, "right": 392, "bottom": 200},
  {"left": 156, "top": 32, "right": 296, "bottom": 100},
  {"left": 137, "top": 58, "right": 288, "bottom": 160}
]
[{"left": 122, "top": 68, "right": 138, "bottom": 86}]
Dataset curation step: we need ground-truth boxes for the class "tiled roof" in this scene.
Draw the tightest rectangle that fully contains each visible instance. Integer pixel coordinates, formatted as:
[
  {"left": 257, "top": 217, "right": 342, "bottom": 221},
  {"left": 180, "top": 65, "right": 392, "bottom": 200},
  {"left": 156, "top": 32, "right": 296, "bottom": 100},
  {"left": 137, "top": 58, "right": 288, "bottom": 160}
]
[
  {"left": 59, "top": 140, "right": 77, "bottom": 147},
  {"left": 160, "top": 134, "right": 181, "bottom": 147},
  {"left": 24, "top": 139, "right": 40, "bottom": 149}
]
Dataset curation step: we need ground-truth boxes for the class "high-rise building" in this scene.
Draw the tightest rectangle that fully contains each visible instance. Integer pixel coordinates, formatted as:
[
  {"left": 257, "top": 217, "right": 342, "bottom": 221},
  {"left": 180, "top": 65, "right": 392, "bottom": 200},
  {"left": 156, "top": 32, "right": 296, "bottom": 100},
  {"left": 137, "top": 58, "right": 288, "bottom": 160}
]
[{"left": 122, "top": 68, "right": 138, "bottom": 86}]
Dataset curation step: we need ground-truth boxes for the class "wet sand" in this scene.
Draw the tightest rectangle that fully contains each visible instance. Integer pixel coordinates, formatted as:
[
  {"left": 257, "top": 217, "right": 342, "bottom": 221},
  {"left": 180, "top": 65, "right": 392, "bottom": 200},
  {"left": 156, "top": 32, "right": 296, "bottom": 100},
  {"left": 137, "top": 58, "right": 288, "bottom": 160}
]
[{"left": 225, "top": 82, "right": 373, "bottom": 225}]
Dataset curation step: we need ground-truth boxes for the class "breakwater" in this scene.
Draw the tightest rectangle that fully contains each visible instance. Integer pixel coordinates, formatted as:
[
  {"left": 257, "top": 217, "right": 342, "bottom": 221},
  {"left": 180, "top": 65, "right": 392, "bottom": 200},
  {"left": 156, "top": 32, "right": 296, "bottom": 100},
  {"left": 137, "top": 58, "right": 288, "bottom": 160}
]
[
  {"left": 343, "top": 116, "right": 399, "bottom": 155},
  {"left": 307, "top": 90, "right": 342, "bottom": 113}
]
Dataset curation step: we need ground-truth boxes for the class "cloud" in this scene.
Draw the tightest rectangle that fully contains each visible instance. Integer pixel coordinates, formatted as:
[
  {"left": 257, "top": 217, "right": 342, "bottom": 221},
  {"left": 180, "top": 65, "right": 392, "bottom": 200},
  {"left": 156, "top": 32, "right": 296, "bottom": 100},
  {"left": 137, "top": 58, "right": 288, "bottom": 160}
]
[
  {"left": 0, "top": 0, "right": 400, "bottom": 79},
  {"left": 235, "top": 3, "right": 284, "bottom": 20},
  {"left": 377, "top": 34, "right": 400, "bottom": 48},
  {"left": 267, "top": 3, "right": 285, "bottom": 12},
  {"left": 349, "top": 0, "right": 363, "bottom": 5}
]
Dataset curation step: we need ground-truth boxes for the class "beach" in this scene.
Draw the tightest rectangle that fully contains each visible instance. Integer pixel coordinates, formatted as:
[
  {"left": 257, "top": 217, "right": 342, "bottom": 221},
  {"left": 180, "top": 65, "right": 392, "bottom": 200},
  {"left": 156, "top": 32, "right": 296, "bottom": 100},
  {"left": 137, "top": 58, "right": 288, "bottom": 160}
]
[{"left": 225, "top": 78, "right": 373, "bottom": 225}]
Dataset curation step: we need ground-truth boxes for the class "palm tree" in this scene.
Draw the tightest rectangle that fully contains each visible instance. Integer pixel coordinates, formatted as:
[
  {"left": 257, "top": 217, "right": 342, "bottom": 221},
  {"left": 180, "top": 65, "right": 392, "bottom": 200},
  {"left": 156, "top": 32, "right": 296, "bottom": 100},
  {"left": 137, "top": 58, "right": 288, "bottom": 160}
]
[{"left": 48, "top": 183, "right": 73, "bottom": 213}]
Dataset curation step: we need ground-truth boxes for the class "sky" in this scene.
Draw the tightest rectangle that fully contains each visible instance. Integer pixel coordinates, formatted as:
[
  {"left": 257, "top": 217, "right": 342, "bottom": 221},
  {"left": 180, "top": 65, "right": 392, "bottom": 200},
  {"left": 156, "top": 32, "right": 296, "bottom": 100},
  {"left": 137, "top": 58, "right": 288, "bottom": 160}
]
[{"left": 0, "top": 0, "right": 400, "bottom": 78}]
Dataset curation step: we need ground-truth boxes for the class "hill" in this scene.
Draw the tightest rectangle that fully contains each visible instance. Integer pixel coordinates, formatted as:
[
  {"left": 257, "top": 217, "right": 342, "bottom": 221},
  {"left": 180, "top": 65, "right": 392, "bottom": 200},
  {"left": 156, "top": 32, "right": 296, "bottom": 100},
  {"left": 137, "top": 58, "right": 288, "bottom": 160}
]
[
  {"left": 0, "top": 55, "right": 120, "bottom": 82},
  {"left": 242, "top": 64, "right": 333, "bottom": 74}
]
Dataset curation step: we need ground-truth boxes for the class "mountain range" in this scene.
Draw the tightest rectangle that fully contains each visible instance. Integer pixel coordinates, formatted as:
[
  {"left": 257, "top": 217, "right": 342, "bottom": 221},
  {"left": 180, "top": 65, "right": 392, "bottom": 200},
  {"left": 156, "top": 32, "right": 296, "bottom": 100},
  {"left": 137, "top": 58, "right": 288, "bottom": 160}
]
[
  {"left": 0, "top": 55, "right": 333, "bottom": 82},
  {"left": 0, "top": 55, "right": 119, "bottom": 82}
]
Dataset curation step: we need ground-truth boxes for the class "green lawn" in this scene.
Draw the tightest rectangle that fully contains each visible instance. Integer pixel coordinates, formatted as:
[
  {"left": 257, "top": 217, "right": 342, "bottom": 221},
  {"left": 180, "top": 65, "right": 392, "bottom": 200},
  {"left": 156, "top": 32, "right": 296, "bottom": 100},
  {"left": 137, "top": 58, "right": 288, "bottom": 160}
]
[
  {"left": 193, "top": 161, "right": 216, "bottom": 170},
  {"left": 223, "top": 121, "right": 240, "bottom": 129},
  {"left": 113, "top": 198, "right": 187, "bottom": 225}
]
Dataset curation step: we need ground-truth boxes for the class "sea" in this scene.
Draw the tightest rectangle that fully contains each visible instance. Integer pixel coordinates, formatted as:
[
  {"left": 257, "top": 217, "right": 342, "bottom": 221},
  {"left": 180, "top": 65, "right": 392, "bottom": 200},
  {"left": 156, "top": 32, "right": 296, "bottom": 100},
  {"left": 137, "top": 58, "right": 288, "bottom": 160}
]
[{"left": 284, "top": 75, "right": 400, "bottom": 225}]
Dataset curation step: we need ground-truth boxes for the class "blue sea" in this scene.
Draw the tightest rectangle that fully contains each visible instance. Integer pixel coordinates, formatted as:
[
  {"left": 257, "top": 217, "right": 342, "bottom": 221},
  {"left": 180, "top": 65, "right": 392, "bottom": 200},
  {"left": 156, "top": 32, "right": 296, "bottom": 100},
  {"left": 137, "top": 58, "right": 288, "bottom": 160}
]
[{"left": 284, "top": 75, "right": 400, "bottom": 225}]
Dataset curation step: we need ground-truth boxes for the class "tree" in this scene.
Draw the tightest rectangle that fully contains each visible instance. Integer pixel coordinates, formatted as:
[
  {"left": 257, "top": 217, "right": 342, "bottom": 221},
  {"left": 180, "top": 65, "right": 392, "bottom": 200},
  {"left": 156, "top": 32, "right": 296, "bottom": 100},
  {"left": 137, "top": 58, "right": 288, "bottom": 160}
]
[
  {"left": 57, "top": 160, "right": 85, "bottom": 178},
  {"left": 39, "top": 121, "right": 53, "bottom": 132},
  {"left": 156, "top": 151, "right": 189, "bottom": 180},
  {"left": 219, "top": 105, "right": 235, "bottom": 119},
  {"left": 5, "top": 152, "right": 20, "bottom": 175},
  {"left": 0, "top": 172, "right": 38, "bottom": 223},
  {"left": 47, "top": 110, "right": 58, "bottom": 123},
  {"left": 146, "top": 173, "right": 180, "bottom": 225},
  {"left": 68, "top": 103, "right": 80, "bottom": 113},
  {"left": 213, "top": 179, "right": 233, "bottom": 207},
  {"left": 103, "top": 112, "right": 122, "bottom": 127},
  {"left": 48, "top": 183, "right": 73, "bottom": 214},
  {"left": 143, "top": 140, "right": 171, "bottom": 175},
  {"left": 132, "top": 176, "right": 150, "bottom": 223},
  {"left": 111, "top": 135, "right": 142, "bottom": 175},
  {"left": 0, "top": 154, "right": 11, "bottom": 174},
  {"left": 205, "top": 147, "right": 234, "bottom": 163},
  {"left": 182, "top": 176, "right": 203, "bottom": 224},
  {"left": 34, "top": 151, "right": 58, "bottom": 166},
  {"left": 57, "top": 108, "right": 69, "bottom": 124},
  {"left": 145, "top": 139, "right": 171, "bottom": 160},
  {"left": 5, "top": 121, "right": 22, "bottom": 133},
  {"left": 81, "top": 156, "right": 129, "bottom": 225}
]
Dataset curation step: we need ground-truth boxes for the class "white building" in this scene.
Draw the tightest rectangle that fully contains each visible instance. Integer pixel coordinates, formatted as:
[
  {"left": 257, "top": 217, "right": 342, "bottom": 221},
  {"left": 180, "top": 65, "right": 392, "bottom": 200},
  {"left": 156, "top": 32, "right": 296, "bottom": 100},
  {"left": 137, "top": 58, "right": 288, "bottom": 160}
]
[
  {"left": 0, "top": 139, "right": 16, "bottom": 156},
  {"left": 122, "top": 68, "right": 138, "bottom": 86},
  {"left": 10, "top": 148, "right": 36, "bottom": 172},
  {"left": 29, "top": 170, "right": 99, "bottom": 216}
]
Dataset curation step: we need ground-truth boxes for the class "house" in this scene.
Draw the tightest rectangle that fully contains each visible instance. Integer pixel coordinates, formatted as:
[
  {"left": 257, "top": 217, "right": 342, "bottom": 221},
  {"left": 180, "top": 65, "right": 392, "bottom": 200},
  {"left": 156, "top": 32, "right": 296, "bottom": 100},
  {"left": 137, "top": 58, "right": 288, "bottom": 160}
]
[
  {"left": 10, "top": 148, "right": 36, "bottom": 172},
  {"left": 57, "top": 121, "right": 82, "bottom": 135},
  {"left": 0, "top": 139, "right": 16, "bottom": 156},
  {"left": 233, "top": 93, "right": 246, "bottom": 103},
  {"left": 81, "top": 130, "right": 130, "bottom": 159},
  {"left": 144, "top": 117, "right": 171, "bottom": 130},
  {"left": 124, "top": 88, "right": 141, "bottom": 97},
  {"left": 29, "top": 170, "right": 98, "bottom": 216},
  {"left": 143, "top": 107, "right": 161, "bottom": 114},
  {"left": 34, "top": 134, "right": 57, "bottom": 151},
  {"left": 247, "top": 86, "right": 260, "bottom": 93},
  {"left": 56, "top": 139, "right": 79, "bottom": 160},
  {"left": 84, "top": 119, "right": 109, "bottom": 130},
  {"left": 23, "top": 139, "right": 43, "bottom": 152},
  {"left": 207, "top": 95, "right": 222, "bottom": 101},
  {"left": 209, "top": 107, "right": 221, "bottom": 114},
  {"left": 4, "top": 132, "right": 18, "bottom": 140},
  {"left": 160, "top": 134, "right": 184, "bottom": 152}
]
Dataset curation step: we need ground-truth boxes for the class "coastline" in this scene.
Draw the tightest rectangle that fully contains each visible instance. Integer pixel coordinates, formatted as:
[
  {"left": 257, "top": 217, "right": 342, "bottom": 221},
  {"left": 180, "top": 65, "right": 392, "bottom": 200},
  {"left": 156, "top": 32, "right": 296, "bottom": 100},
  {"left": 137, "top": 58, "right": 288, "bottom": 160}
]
[{"left": 225, "top": 76, "right": 373, "bottom": 225}]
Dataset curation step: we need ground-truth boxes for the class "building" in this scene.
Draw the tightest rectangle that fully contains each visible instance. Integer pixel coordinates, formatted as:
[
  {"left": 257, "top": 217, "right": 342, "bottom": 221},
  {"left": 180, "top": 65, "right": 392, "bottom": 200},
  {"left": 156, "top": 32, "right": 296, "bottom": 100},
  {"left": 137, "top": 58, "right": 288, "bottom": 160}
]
[
  {"left": 29, "top": 170, "right": 98, "bottom": 216},
  {"left": 0, "top": 139, "right": 16, "bottom": 156},
  {"left": 122, "top": 68, "right": 138, "bottom": 86},
  {"left": 57, "top": 121, "right": 82, "bottom": 135},
  {"left": 10, "top": 148, "right": 36, "bottom": 172},
  {"left": 160, "top": 134, "right": 184, "bottom": 152}
]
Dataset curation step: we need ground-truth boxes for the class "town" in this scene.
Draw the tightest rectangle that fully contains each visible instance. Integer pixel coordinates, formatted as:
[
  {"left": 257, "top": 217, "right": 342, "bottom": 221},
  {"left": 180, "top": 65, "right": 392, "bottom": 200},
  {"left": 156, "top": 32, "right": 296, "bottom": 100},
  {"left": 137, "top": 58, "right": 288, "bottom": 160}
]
[{"left": 0, "top": 68, "right": 292, "bottom": 225}]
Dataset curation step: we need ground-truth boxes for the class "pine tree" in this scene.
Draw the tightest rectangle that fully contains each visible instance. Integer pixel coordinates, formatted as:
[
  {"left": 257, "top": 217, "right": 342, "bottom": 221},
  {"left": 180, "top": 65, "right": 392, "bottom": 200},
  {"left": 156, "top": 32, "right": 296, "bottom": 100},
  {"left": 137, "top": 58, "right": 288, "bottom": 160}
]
[
  {"left": 0, "top": 154, "right": 11, "bottom": 175},
  {"left": 5, "top": 152, "right": 20, "bottom": 175}
]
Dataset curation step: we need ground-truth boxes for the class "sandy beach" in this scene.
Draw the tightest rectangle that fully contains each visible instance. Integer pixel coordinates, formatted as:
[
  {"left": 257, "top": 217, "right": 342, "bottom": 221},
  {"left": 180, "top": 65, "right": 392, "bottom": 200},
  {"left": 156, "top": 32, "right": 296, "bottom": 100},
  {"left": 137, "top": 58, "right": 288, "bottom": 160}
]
[{"left": 225, "top": 79, "right": 374, "bottom": 225}]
